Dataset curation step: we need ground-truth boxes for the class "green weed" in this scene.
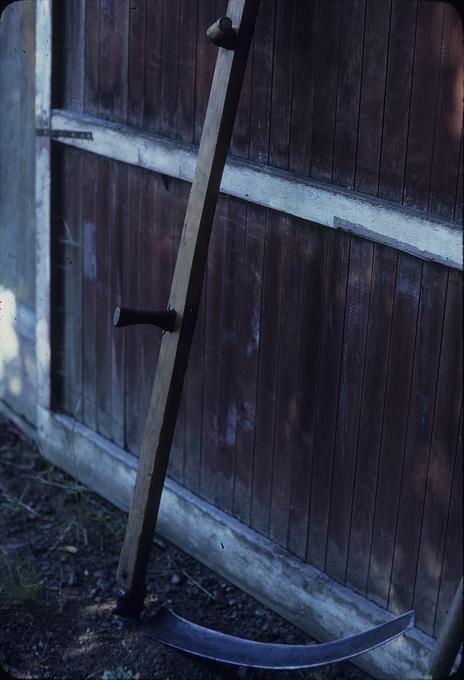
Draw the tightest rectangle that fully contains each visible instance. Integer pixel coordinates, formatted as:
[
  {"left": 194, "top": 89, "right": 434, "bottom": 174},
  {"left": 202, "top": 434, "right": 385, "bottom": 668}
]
[{"left": 0, "top": 556, "right": 53, "bottom": 612}]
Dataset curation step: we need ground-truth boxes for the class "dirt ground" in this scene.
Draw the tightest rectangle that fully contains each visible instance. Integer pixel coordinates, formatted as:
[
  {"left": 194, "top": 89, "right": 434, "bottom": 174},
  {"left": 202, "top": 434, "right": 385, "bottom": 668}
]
[{"left": 0, "top": 415, "right": 370, "bottom": 680}]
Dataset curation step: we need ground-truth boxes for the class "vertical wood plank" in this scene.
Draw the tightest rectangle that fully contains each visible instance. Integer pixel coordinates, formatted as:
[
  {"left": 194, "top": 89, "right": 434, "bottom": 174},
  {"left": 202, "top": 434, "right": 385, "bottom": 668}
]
[
  {"left": 124, "top": 167, "right": 143, "bottom": 454},
  {"left": 346, "top": 244, "right": 397, "bottom": 595},
  {"left": 388, "top": 262, "right": 447, "bottom": 615},
  {"left": 110, "top": 161, "right": 127, "bottom": 447},
  {"left": 81, "top": 152, "right": 98, "bottom": 430},
  {"left": 251, "top": 210, "right": 285, "bottom": 535},
  {"left": 58, "top": 148, "right": 83, "bottom": 421},
  {"left": 403, "top": 1, "right": 444, "bottom": 211},
  {"left": 127, "top": 0, "right": 146, "bottom": 127},
  {"left": 63, "top": 0, "right": 85, "bottom": 112},
  {"left": 332, "top": 0, "right": 366, "bottom": 190},
  {"left": 142, "top": 0, "right": 162, "bottom": 131},
  {"left": 288, "top": 0, "right": 319, "bottom": 175},
  {"left": 310, "top": 0, "right": 343, "bottom": 183},
  {"left": 84, "top": 0, "right": 100, "bottom": 115},
  {"left": 414, "top": 270, "right": 463, "bottom": 635},
  {"left": 269, "top": 216, "right": 307, "bottom": 547},
  {"left": 326, "top": 236, "right": 373, "bottom": 583},
  {"left": 159, "top": 0, "right": 180, "bottom": 137},
  {"left": 249, "top": 0, "right": 274, "bottom": 165},
  {"left": 95, "top": 157, "right": 113, "bottom": 439},
  {"left": 113, "top": 0, "right": 129, "bottom": 122},
  {"left": 367, "top": 253, "right": 423, "bottom": 608},
  {"left": 233, "top": 204, "right": 265, "bottom": 525},
  {"left": 428, "top": 3, "right": 463, "bottom": 220},
  {"left": 306, "top": 230, "right": 350, "bottom": 570},
  {"left": 98, "top": 0, "right": 115, "bottom": 117},
  {"left": 435, "top": 409, "right": 463, "bottom": 637},
  {"left": 268, "top": 0, "right": 295, "bottom": 170},
  {"left": 176, "top": 0, "right": 197, "bottom": 143},
  {"left": 287, "top": 225, "right": 327, "bottom": 559},
  {"left": 378, "top": 0, "right": 417, "bottom": 203},
  {"left": 354, "top": 0, "right": 390, "bottom": 196},
  {"left": 200, "top": 197, "right": 227, "bottom": 503},
  {"left": 215, "top": 199, "right": 246, "bottom": 513},
  {"left": 194, "top": 0, "right": 217, "bottom": 145}
]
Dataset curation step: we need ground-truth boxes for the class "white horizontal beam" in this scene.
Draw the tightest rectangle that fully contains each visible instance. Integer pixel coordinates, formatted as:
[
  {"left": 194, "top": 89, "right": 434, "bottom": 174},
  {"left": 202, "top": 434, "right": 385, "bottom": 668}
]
[
  {"left": 36, "top": 407, "right": 437, "bottom": 680},
  {"left": 35, "top": 0, "right": 53, "bottom": 410},
  {"left": 50, "top": 109, "right": 462, "bottom": 270}
]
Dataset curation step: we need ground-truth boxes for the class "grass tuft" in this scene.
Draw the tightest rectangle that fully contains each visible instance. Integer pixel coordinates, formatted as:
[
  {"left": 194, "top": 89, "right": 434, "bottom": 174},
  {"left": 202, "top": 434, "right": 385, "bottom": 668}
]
[{"left": 0, "top": 556, "right": 58, "bottom": 613}]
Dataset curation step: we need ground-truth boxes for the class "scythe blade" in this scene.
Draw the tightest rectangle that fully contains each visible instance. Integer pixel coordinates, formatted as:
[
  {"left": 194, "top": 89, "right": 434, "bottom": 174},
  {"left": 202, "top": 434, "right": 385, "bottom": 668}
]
[{"left": 142, "top": 607, "right": 414, "bottom": 670}]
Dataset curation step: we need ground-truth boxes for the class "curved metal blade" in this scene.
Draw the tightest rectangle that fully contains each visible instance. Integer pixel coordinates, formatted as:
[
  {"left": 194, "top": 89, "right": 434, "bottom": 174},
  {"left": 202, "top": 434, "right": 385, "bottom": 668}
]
[{"left": 142, "top": 607, "right": 414, "bottom": 670}]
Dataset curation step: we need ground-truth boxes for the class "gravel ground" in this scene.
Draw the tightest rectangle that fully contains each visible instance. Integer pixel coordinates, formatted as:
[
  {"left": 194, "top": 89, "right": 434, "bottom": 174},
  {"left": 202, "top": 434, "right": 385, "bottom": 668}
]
[{"left": 0, "top": 415, "right": 370, "bottom": 680}]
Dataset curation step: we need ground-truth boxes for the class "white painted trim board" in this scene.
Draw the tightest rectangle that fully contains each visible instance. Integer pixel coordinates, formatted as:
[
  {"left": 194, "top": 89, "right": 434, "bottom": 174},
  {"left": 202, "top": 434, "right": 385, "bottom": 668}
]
[
  {"left": 35, "top": 0, "right": 52, "bottom": 410},
  {"left": 51, "top": 108, "right": 462, "bottom": 270}
]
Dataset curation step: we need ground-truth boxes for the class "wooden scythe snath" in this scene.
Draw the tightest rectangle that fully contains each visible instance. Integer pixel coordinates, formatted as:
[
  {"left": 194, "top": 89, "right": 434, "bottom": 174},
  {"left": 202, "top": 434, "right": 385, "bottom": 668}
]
[{"left": 113, "top": 0, "right": 413, "bottom": 668}]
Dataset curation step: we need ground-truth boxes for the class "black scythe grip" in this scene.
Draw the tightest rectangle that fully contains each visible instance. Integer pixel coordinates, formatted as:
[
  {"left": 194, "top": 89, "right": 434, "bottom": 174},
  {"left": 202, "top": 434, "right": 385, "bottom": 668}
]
[{"left": 113, "top": 306, "right": 177, "bottom": 333}]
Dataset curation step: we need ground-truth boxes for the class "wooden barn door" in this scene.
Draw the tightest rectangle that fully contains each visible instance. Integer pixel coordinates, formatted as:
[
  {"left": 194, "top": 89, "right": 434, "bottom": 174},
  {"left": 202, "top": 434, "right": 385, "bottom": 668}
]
[{"left": 35, "top": 0, "right": 463, "bottom": 648}]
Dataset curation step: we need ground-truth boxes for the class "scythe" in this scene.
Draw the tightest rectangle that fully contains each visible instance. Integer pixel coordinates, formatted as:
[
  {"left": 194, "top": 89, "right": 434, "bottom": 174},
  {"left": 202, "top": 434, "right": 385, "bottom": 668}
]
[{"left": 112, "top": 0, "right": 413, "bottom": 669}]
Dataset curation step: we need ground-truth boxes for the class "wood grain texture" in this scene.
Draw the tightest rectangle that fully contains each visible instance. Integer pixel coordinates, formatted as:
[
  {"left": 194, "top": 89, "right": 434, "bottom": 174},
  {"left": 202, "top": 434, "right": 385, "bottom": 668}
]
[
  {"left": 109, "top": 161, "right": 127, "bottom": 447},
  {"left": 325, "top": 236, "right": 373, "bottom": 583},
  {"left": 250, "top": 210, "right": 285, "bottom": 536},
  {"left": 435, "top": 409, "right": 463, "bottom": 637},
  {"left": 367, "top": 253, "right": 423, "bottom": 609},
  {"left": 127, "top": 0, "right": 146, "bottom": 127},
  {"left": 306, "top": 230, "right": 350, "bottom": 571},
  {"left": 176, "top": 0, "right": 197, "bottom": 143},
  {"left": 215, "top": 198, "right": 246, "bottom": 513},
  {"left": 332, "top": 0, "right": 366, "bottom": 189},
  {"left": 378, "top": 0, "right": 417, "bottom": 203},
  {"left": 403, "top": 1, "right": 444, "bottom": 211},
  {"left": 95, "top": 157, "right": 113, "bottom": 439},
  {"left": 310, "top": 0, "right": 343, "bottom": 183},
  {"left": 80, "top": 152, "right": 98, "bottom": 430},
  {"left": 98, "top": 0, "right": 115, "bottom": 118},
  {"left": 388, "top": 262, "right": 447, "bottom": 616},
  {"left": 346, "top": 244, "right": 398, "bottom": 596},
  {"left": 248, "top": 0, "right": 274, "bottom": 165},
  {"left": 143, "top": 0, "right": 163, "bottom": 132},
  {"left": 233, "top": 203, "right": 264, "bottom": 525},
  {"left": 60, "top": 0, "right": 462, "bottom": 219},
  {"left": 269, "top": 215, "right": 306, "bottom": 547},
  {"left": 200, "top": 198, "right": 227, "bottom": 503},
  {"left": 123, "top": 167, "right": 144, "bottom": 455},
  {"left": 413, "top": 270, "right": 463, "bottom": 635},
  {"left": 268, "top": 0, "right": 295, "bottom": 170},
  {"left": 84, "top": 0, "right": 99, "bottom": 115},
  {"left": 354, "top": 0, "right": 390, "bottom": 196},
  {"left": 288, "top": 0, "right": 318, "bottom": 175},
  {"left": 287, "top": 224, "right": 326, "bottom": 560}
]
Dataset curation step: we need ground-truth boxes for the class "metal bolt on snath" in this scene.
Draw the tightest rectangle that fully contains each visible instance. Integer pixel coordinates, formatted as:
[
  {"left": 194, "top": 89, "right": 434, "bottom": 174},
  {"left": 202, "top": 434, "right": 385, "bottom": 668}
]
[{"left": 111, "top": 0, "right": 414, "bottom": 670}]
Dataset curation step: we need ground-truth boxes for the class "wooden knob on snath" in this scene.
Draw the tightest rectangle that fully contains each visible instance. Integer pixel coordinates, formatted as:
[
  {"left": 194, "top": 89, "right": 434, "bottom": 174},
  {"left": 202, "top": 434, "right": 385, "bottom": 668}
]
[
  {"left": 206, "top": 16, "right": 238, "bottom": 50},
  {"left": 113, "top": 306, "right": 177, "bottom": 333}
]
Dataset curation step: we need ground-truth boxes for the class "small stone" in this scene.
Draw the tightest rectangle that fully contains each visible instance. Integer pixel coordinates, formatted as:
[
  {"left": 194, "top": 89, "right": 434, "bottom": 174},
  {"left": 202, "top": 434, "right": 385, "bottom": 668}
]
[
  {"left": 68, "top": 568, "right": 78, "bottom": 587},
  {"left": 170, "top": 573, "right": 181, "bottom": 585}
]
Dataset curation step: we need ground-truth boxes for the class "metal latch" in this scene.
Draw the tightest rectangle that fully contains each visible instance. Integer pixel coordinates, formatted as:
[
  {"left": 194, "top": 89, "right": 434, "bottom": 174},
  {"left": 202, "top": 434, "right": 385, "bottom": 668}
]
[{"left": 36, "top": 128, "right": 93, "bottom": 140}]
